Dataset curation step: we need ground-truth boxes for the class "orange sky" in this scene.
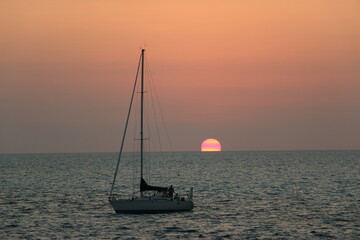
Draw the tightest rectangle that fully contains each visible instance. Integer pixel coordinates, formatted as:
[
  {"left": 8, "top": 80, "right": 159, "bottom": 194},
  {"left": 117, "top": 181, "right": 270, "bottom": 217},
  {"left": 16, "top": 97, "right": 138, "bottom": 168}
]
[{"left": 1, "top": 1, "right": 360, "bottom": 153}]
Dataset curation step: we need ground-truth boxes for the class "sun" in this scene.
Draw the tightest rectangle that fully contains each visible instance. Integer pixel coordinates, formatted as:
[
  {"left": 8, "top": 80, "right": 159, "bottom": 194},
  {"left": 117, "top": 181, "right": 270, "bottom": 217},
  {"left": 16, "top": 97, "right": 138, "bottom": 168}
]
[{"left": 201, "top": 138, "right": 221, "bottom": 152}]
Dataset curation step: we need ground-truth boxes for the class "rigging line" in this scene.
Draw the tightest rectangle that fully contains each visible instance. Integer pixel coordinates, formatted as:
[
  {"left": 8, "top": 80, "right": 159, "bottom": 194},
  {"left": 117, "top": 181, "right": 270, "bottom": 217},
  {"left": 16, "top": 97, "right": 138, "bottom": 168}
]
[
  {"left": 146, "top": 60, "right": 164, "bottom": 154},
  {"left": 144, "top": 75, "right": 151, "bottom": 183},
  {"left": 142, "top": 66, "right": 149, "bottom": 182},
  {"left": 131, "top": 115, "right": 136, "bottom": 198},
  {"left": 145, "top": 56, "right": 155, "bottom": 183},
  {"left": 132, "top": 138, "right": 140, "bottom": 197},
  {"left": 131, "top": 74, "right": 141, "bottom": 196},
  {"left": 146, "top": 58, "right": 167, "bottom": 180},
  {"left": 147, "top": 88, "right": 152, "bottom": 184},
  {"left": 146, "top": 59, "right": 171, "bottom": 183},
  {"left": 140, "top": 49, "right": 145, "bottom": 183},
  {"left": 150, "top": 78, "right": 168, "bottom": 165},
  {"left": 145, "top": 60, "right": 171, "bottom": 182},
  {"left": 146, "top": 60, "right": 176, "bottom": 161},
  {"left": 110, "top": 53, "right": 141, "bottom": 196}
]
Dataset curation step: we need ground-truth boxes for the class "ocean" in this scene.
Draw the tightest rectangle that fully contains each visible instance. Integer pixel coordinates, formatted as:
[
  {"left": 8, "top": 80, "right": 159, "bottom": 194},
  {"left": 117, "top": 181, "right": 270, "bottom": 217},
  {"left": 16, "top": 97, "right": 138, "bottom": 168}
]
[{"left": 1, "top": 151, "right": 359, "bottom": 239}]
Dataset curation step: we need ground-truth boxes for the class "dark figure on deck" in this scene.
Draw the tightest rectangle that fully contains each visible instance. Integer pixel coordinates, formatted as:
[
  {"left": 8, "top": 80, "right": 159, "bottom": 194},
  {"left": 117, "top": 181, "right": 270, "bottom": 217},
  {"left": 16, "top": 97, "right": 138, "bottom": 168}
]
[{"left": 168, "top": 185, "right": 174, "bottom": 198}]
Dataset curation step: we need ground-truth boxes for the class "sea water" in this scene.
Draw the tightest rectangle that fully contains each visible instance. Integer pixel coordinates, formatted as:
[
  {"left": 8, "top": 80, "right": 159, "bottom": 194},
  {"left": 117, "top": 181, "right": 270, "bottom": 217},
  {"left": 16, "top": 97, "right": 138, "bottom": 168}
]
[{"left": 1, "top": 151, "right": 359, "bottom": 239}]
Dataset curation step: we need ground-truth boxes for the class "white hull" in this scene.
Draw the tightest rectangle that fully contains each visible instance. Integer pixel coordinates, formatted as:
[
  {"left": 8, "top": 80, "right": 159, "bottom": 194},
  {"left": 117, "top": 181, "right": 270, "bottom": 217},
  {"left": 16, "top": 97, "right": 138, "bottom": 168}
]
[{"left": 109, "top": 198, "right": 194, "bottom": 213}]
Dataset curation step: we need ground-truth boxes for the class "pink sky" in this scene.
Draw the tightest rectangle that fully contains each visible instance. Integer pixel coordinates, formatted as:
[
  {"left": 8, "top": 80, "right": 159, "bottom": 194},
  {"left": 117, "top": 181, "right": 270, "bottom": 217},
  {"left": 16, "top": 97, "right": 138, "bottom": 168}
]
[{"left": 1, "top": 1, "right": 359, "bottom": 153}]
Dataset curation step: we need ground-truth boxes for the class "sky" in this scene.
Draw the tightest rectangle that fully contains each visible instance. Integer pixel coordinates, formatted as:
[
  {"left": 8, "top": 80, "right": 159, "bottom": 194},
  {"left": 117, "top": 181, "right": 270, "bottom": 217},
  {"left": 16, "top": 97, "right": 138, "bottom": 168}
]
[{"left": 1, "top": 0, "right": 360, "bottom": 153}]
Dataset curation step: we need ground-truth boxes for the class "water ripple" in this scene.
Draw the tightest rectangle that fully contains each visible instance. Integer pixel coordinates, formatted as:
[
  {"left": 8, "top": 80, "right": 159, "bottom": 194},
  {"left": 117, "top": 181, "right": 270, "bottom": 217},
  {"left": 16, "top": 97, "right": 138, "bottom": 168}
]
[{"left": 0, "top": 151, "right": 359, "bottom": 239}]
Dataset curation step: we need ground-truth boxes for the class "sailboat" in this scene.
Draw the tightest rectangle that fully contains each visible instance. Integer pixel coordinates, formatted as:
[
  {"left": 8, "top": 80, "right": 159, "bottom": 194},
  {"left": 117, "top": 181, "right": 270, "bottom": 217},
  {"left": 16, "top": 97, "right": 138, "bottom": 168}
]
[{"left": 108, "top": 49, "right": 194, "bottom": 213}]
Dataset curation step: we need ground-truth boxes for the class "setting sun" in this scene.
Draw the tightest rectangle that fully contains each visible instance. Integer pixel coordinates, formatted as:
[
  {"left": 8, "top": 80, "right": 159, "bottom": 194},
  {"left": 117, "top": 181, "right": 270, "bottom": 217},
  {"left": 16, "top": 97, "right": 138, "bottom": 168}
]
[{"left": 201, "top": 139, "right": 221, "bottom": 152}]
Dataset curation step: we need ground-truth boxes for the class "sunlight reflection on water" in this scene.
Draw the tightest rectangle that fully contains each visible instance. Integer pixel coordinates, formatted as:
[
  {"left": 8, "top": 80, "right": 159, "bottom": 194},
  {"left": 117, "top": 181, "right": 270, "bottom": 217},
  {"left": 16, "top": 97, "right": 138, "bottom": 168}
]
[{"left": 1, "top": 151, "right": 359, "bottom": 239}]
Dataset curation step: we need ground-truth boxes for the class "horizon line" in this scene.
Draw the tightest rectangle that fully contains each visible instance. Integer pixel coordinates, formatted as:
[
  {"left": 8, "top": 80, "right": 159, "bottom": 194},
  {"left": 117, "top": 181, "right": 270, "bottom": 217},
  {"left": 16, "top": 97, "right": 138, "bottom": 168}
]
[{"left": 1, "top": 149, "right": 359, "bottom": 155}]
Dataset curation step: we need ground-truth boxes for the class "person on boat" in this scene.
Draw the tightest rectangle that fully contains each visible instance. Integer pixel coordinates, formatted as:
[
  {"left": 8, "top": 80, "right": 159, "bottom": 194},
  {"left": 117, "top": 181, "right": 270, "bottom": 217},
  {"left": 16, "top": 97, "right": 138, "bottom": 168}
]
[{"left": 168, "top": 185, "right": 174, "bottom": 198}]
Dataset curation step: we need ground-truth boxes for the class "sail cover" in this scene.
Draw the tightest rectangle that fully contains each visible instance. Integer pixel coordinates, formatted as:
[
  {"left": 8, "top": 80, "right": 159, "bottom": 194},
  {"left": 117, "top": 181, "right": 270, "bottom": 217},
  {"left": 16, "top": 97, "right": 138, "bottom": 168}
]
[{"left": 140, "top": 178, "right": 168, "bottom": 192}]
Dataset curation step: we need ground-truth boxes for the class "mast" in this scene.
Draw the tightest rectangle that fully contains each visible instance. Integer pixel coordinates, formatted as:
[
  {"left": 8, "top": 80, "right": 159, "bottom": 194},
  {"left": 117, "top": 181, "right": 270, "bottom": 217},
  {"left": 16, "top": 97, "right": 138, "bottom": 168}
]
[
  {"left": 109, "top": 51, "right": 141, "bottom": 196},
  {"left": 140, "top": 49, "right": 145, "bottom": 182}
]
